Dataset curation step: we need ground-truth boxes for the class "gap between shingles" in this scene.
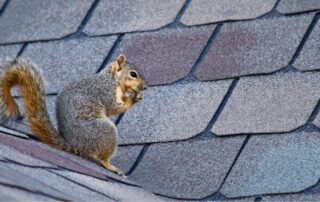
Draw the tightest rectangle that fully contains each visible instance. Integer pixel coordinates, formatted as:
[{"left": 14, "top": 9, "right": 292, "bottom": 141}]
[
  {"left": 217, "top": 135, "right": 251, "bottom": 192},
  {"left": 189, "top": 24, "right": 223, "bottom": 77},
  {"left": 165, "top": 0, "right": 192, "bottom": 28},
  {"left": 76, "top": 0, "right": 101, "bottom": 32},
  {"left": 95, "top": 34, "right": 124, "bottom": 73},
  {"left": 126, "top": 144, "right": 150, "bottom": 176},
  {"left": 289, "top": 13, "right": 320, "bottom": 66},
  {"left": 16, "top": 43, "right": 27, "bottom": 57},
  {"left": 0, "top": 0, "right": 10, "bottom": 17}
]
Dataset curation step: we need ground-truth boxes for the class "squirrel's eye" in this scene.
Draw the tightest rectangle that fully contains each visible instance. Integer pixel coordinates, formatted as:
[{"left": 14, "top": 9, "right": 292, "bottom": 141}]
[{"left": 129, "top": 71, "right": 138, "bottom": 79}]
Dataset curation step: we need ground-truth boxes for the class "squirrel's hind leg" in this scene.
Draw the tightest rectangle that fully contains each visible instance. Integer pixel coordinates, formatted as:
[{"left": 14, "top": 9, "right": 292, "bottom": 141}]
[
  {"left": 74, "top": 113, "right": 126, "bottom": 178},
  {"left": 100, "top": 159, "right": 126, "bottom": 178},
  {"left": 92, "top": 152, "right": 126, "bottom": 178},
  {"left": 86, "top": 118, "right": 127, "bottom": 178}
]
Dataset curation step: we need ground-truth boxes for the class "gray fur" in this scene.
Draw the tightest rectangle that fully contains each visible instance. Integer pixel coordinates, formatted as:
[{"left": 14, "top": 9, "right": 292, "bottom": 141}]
[{"left": 56, "top": 67, "right": 119, "bottom": 158}]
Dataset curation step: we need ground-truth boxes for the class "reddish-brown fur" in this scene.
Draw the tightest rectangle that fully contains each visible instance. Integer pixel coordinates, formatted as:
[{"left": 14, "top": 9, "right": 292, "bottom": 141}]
[{"left": 0, "top": 60, "right": 67, "bottom": 150}]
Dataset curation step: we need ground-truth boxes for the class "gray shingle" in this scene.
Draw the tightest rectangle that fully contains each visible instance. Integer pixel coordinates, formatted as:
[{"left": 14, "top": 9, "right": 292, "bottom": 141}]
[
  {"left": 84, "top": 0, "right": 185, "bottom": 35},
  {"left": 111, "top": 145, "right": 143, "bottom": 174},
  {"left": 277, "top": 0, "right": 320, "bottom": 14},
  {"left": 0, "top": 44, "right": 21, "bottom": 58},
  {"left": 0, "top": 143, "right": 55, "bottom": 167},
  {"left": 53, "top": 170, "right": 162, "bottom": 201},
  {"left": 261, "top": 189, "right": 320, "bottom": 202},
  {"left": 0, "top": 192, "right": 15, "bottom": 202},
  {"left": 294, "top": 21, "right": 320, "bottom": 71},
  {"left": 0, "top": 0, "right": 5, "bottom": 9},
  {"left": 195, "top": 14, "right": 314, "bottom": 81},
  {"left": 212, "top": 72, "right": 320, "bottom": 136},
  {"left": 0, "top": 126, "right": 29, "bottom": 138},
  {"left": 21, "top": 36, "right": 117, "bottom": 94},
  {"left": 0, "top": 184, "right": 58, "bottom": 201},
  {"left": 130, "top": 137, "right": 246, "bottom": 199},
  {"left": 181, "top": 0, "right": 277, "bottom": 26},
  {"left": 118, "top": 80, "right": 232, "bottom": 144},
  {"left": 3, "top": 163, "right": 111, "bottom": 201},
  {"left": 0, "top": 0, "right": 94, "bottom": 43},
  {"left": 0, "top": 44, "right": 22, "bottom": 63},
  {"left": 112, "top": 26, "right": 215, "bottom": 85},
  {"left": 220, "top": 131, "right": 320, "bottom": 198},
  {"left": 313, "top": 113, "right": 320, "bottom": 128},
  {"left": 0, "top": 164, "right": 71, "bottom": 200}
]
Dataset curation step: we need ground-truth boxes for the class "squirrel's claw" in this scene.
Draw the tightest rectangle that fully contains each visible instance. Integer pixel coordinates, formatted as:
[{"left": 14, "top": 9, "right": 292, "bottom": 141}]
[
  {"left": 133, "top": 93, "right": 143, "bottom": 103},
  {"left": 116, "top": 170, "right": 127, "bottom": 178}
]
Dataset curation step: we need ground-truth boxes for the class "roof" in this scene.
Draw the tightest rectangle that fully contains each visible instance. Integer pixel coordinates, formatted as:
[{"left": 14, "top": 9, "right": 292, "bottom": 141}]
[{"left": 0, "top": 0, "right": 320, "bottom": 201}]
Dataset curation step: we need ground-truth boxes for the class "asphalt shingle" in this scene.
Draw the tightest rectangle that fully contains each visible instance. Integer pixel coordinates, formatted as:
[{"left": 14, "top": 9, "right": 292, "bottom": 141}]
[
  {"left": 118, "top": 80, "right": 232, "bottom": 144},
  {"left": 313, "top": 113, "right": 320, "bottom": 128},
  {"left": 0, "top": 184, "right": 57, "bottom": 201},
  {"left": 0, "top": 164, "right": 70, "bottom": 200},
  {"left": 0, "top": 44, "right": 22, "bottom": 63},
  {"left": 84, "top": 0, "right": 185, "bottom": 35},
  {"left": 195, "top": 14, "right": 314, "bottom": 81},
  {"left": 0, "top": 0, "right": 5, "bottom": 9},
  {"left": 53, "top": 170, "right": 162, "bottom": 201},
  {"left": 111, "top": 145, "right": 143, "bottom": 174},
  {"left": 0, "top": 44, "right": 21, "bottom": 58},
  {"left": 130, "top": 137, "right": 245, "bottom": 199},
  {"left": 180, "top": 0, "right": 277, "bottom": 26},
  {"left": 3, "top": 163, "right": 111, "bottom": 201},
  {"left": 21, "top": 36, "right": 117, "bottom": 94},
  {"left": 220, "top": 131, "right": 320, "bottom": 198},
  {"left": 294, "top": 20, "right": 320, "bottom": 71},
  {"left": 0, "top": 0, "right": 94, "bottom": 44},
  {"left": 0, "top": 143, "right": 55, "bottom": 167},
  {"left": 277, "top": 0, "right": 320, "bottom": 14},
  {"left": 260, "top": 187, "right": 320, "bottom": 202},
  {"left": 212, "top": 72, "right": 320, "bottom": 135},
  {"left": 112, "top": 26, "right": 215, "bottom": 85},
  {"left": 0, "top": 126, "right": 29, "bottom": 139}
]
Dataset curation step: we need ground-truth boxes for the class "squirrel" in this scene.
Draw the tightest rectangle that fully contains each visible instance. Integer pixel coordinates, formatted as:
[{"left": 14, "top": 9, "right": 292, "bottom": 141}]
[{"left": 0, "top": 54, "right": 147, "bottom": 178}]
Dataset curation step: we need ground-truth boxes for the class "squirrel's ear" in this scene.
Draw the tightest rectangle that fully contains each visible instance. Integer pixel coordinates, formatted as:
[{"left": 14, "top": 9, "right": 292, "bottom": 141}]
[{"left": 117, "top": 54, "right": 126, "bottom": 65}]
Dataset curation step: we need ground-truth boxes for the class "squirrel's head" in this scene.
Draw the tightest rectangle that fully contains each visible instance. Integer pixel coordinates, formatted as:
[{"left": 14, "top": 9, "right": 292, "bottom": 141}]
[{"left": 110, "top": 54, "right": 148, "bottom": 103}]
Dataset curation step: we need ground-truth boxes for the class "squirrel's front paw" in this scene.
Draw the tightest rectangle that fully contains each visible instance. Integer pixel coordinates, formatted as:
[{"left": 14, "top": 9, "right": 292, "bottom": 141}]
[
  {"left": 116, "top": 100, "right": 125, "bottom": 106},
  {"left": 134, "top": 93, "right": 143, "bottom": 103}
]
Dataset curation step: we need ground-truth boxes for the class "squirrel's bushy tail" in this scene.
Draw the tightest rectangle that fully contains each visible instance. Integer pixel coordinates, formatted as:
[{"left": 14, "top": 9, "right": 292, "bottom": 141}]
[{"left": 0, "top": 59, "right": 68, "bottom": 151}]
